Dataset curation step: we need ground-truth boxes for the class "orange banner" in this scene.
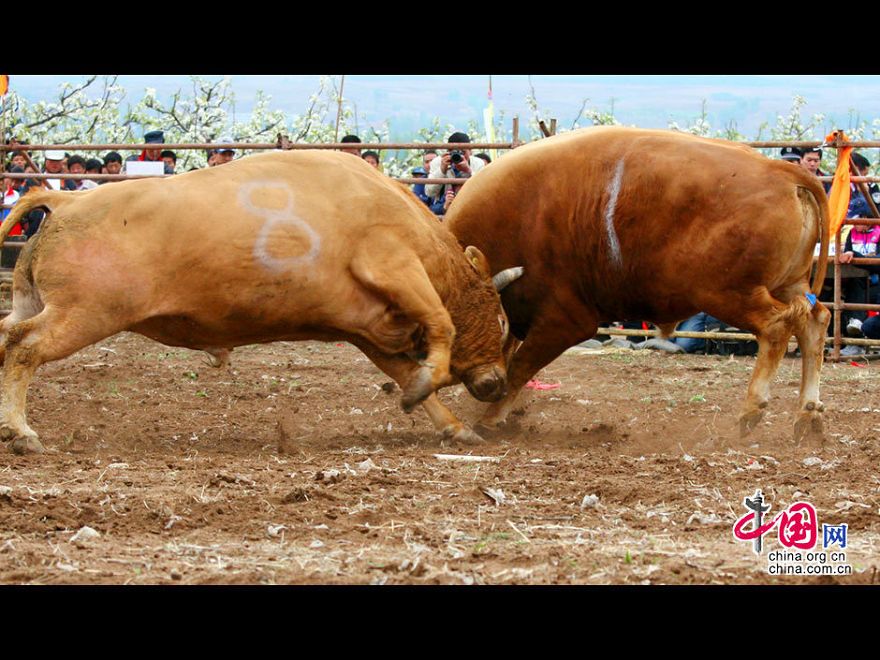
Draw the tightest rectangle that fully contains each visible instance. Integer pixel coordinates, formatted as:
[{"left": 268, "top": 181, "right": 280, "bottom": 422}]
[
  {"left": 0, "top": 75, "right": 8, "bottom": 96},
  {"left": 826, "top": 130, "right": 853, "bottom": 239}
]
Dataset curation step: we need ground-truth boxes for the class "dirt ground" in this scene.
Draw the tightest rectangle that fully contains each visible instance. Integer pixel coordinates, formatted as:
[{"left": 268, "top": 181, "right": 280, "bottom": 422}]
[{"left": 0, "top": 332, "right": 878, "bottom": 585}]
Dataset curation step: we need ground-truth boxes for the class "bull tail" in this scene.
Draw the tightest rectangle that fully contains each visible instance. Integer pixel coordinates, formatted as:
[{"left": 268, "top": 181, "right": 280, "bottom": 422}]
[
  {"left": 799, "top": 183, "right": 829, "bottom": 296},
  {"left": 0, "top": 188, "right": 58, "bottom": 246}
]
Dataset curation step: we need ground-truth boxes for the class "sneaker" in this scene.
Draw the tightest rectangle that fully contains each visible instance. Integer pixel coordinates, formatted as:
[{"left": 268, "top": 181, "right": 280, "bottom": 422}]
[
  {"left": 846, "top": 318, "right": 864, "bottom": 337},
  {"left": 840, "top": 344, "right": 866, "bottom": 356}
]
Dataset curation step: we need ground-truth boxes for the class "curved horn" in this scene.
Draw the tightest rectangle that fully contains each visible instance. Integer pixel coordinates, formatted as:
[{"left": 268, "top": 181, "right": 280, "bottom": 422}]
[{"left": 493, "top": 266, "right": 524, "bottom": 291}]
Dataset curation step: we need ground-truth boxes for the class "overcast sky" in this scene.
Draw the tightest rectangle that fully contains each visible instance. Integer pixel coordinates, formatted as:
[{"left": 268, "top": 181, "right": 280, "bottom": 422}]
[{"left": 8, "top": 75, "right": 879, "bottom": 140}]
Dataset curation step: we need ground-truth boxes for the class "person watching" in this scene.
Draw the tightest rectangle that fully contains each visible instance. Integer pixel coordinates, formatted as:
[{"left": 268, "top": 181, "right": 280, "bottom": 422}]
[
  {"left": 1, "top": 165, "right": 26, "bottom": 268},
  {"left": 425, "top": 131, "right": 485, "bottom": 216},
  {"left": 77, "top": 158, "right": 103, "bottom": 189},
  {"left": 423, "top": 149, "right": 438, "bottom": 173},
  {"left": 213, "top": 138, "right": 235, "bottom": 166},
  {"left": 801, "top": 147, "right": 830, "bottom": 193},
  {"left": 411, "top": 166, "right": 431, "bottom": 206},
  {"left": 9, "top": 150, "right": 28, "bottom": 171},
  {"left": 838, "top": 155, "right": 880, "bottom": 355},
  {"left": 340, "top": 134, "right": 362, "bottom": 157},
  {"left": 15, "top": 152, "right": 73, "bottom": 238},
  {"left": 362, "top": 150, "right": 380, "bottom": 169},
  {"left": 161, "top": 150, "right": 177, "bottom": 174},
  {"left": 103, "top": 151, "right": 123, "bottom": 179},
  {"left": 66, "top": 155, "right": 97, "bottom": 190},
  {"left": 42, "top": 151, "right": 77, "bottom": 191},
  {"left": 780, "top": 146, "right": 802, "bottom": 166},
  {"left": 2, "top": 165, "right": 24, "bottom": 222},
  {"left": 126, "top": 130, "right": 174, "bottom": 174}
]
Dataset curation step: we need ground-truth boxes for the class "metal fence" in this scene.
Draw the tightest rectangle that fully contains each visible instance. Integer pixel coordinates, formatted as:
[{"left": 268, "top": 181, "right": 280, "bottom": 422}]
[{"left": 1, "top": 127, "right": 879, "bottom": 360}]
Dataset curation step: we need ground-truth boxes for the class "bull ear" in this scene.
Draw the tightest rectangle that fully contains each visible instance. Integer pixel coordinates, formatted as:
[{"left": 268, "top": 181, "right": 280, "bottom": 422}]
[{"left": 464, "top": 245, "right": 491, "bottom": 278}]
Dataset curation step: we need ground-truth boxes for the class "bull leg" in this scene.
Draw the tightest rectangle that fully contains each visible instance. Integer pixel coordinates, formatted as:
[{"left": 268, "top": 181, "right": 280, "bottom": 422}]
[
  {"left": 477, "top": 308, "right": 598, "bottom": 432},
  {"left": 0, "top": 278, "right": 44, "bottom": 367},
  {"left": 792, "top": 301, "right": 831, "bottom": 442},
  {"left": 737, "top": 289, "right": 802, "bottom": 437},
  {"left": 202, "top": 348, "right": 231, "bottom": 368},
  {"left": 353, "top": 341, "right": 482, "bottom": 443},
  {"left": 0, "top": 306, "right": 121, "bottom": 454},
  {"left": 351, "top": 249, "right": 455, "bottom": 412}
]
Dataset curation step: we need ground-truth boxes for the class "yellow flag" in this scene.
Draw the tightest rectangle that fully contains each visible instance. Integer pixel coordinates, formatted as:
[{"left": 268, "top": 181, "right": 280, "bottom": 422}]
[
  {"left": 0, "top": 75, "right": 8, "bottom": 96},
  {"left": 825, "top": 130, "right": 853, "bottom": 239}
]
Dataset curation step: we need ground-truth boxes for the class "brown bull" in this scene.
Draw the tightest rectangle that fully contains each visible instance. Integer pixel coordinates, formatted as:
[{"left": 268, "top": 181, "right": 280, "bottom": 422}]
[
  {"left": 0, "top": 150, "right": 521, "bottom": 454},
  {"left": 444, "top": 127, "right": 831, "bottom": 441}
]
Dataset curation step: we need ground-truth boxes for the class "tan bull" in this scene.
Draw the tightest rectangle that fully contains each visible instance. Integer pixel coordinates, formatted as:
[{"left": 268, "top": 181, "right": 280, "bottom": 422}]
[
  {"left": 0, "top": 150, "right": 521, "bottom": 454},
  {"left": 444, "top": 127, "right": 831, "bottom": 441}
]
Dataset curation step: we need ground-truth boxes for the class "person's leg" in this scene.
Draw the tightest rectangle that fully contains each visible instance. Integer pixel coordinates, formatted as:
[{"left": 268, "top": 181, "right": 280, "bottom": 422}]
[
  {"left": 862, "top": 314, "right": 880, "bottom": 339},
  {"left": 672, "top": 312, "right": 708, "bottom": 353}
]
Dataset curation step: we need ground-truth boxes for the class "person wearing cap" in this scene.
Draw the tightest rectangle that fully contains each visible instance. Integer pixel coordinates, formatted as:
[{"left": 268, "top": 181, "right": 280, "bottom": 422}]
[
  {"left": 779, "top": 146, "right": 802, "bottom": 165},
  {"left": 126, "top": 130, "right": 174, "bottom": 174},
  {"left": 425, "top": 131, "right": 485, "bottom": 216},
  {"left": 213, "top": 138, "right": 235, "bottom": 166},
  {"left": 340, "top": 134, "right": 362, "bottom": 157},
  {"left": 411, "top": 166, "right": 431, "bottom": 206},
  {"left": 41, "top": 151, "right": 77, "bottom": 192}
]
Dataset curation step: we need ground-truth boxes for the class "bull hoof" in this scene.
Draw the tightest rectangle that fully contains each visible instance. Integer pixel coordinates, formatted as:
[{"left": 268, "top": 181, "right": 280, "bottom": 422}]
[
  {"left": 442, "top": 425, "right": 484, "bottom": 444},
  {"left": 202, "top": 349, "right": 230, "bottom": 369},
  {"left": 401, "top": 366, "right": 433, "bottom": 414},
  {"left": 0, "top": 425, "right": 16, "bottom": 443},
  {"left": 11, "top": 435, "right": 45, "bottom": 455},
  {"left": 738, "top": 408, "right": 765, "bottom": 438},
  {"left": 794, "top": 412, "right": 824, "bottom": 443},
  {"left": 473, "top": 421, "right": 512, "bottom": 439}
]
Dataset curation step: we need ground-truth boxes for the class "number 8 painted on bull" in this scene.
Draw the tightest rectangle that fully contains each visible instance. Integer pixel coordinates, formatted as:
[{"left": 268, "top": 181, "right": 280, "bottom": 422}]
[{"left": 238, "top": 181, "right": 322, "bottom": 273}]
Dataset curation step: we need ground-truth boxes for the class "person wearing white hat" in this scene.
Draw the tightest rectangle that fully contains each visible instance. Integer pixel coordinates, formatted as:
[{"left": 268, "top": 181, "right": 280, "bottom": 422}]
[
  {"left": 213, "top": 137, "right": 236, "bottom": 166},
  {"left": 43, "top": 151, "right": 76, "bottom": 191}
]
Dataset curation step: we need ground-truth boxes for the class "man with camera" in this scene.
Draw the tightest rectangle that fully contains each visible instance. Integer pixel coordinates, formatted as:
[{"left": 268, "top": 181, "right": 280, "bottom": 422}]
[{"left": 425, "top": 131, "right": 485, "bottom": 216}]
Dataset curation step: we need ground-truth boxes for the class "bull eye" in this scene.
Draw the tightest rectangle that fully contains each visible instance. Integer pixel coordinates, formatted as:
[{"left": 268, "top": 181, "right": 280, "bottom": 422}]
[{"left": 498, "top": 314, "right": 508, "bottom": 344}]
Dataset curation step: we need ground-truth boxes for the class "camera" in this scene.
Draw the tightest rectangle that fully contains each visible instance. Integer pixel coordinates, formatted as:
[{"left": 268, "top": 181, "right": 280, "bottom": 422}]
[{"left": 449, "top": 150, "right": 464, "bottom": 164}]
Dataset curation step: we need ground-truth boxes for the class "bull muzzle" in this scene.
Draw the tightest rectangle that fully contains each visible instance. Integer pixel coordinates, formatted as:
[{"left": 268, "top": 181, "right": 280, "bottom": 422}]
[{"left": 464, "top": 365, "right": 508, "bottom": 403}]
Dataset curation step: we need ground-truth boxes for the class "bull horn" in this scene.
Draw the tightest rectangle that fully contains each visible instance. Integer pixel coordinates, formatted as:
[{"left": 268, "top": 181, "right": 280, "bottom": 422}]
[{"left": 493, "top": 266, "right": 524, "bottom": 291}]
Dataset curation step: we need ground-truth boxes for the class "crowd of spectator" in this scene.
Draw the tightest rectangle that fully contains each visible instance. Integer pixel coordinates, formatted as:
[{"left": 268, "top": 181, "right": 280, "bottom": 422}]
[
  {"left": 0, "top": 130, "right": 241, "bottom": 264},
  {"left": 339, "top": 132, "right": 492, "bottom": 219}
]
